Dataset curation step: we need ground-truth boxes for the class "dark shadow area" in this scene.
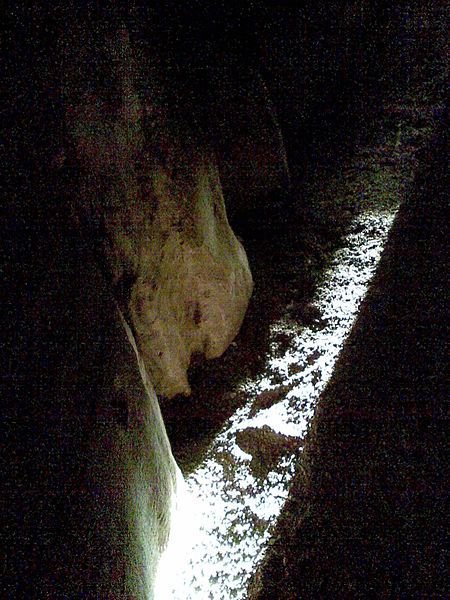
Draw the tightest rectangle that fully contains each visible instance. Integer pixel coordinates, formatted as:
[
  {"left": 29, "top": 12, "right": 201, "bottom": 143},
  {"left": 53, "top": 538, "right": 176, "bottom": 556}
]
[
  {"left": 160, "top": 161, "right": 363, "bottom": 471},
  {"left": 250, "top": 115, "right": 448, "bottom": 599},
  {"left": 160, "top": 3, "right": 445, "bottom": 473},
  {"left": 3, "top": 2, "right": 445, "bottom": 597}
]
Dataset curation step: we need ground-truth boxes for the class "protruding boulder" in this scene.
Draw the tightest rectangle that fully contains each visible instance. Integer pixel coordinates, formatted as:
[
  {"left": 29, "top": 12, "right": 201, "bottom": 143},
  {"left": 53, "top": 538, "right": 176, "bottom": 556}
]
[
  {"left": 130, "top": 157, "right": 253, "bottom": 397},
  {"left": 66, "top": 27, "right": 253, "bottom": 398}
]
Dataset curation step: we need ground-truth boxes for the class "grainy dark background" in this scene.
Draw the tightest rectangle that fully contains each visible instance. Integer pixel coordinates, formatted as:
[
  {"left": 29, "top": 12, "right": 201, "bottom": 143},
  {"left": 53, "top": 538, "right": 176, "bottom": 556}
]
[{"left": 2, "top": 2, "right": 446, "bottom": 598}]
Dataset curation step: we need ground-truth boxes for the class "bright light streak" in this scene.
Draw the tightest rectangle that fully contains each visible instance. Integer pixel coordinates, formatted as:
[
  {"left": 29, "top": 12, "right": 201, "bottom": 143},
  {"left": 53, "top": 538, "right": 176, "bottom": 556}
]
[{"left": 156, "top": 209, "right": 397, "bottom": 599}]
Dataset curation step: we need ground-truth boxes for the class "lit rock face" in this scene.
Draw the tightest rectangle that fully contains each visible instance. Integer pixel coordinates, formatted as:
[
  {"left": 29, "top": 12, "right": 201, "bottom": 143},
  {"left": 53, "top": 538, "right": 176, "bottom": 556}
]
[
  {"left": 2, "top": 212, "right": 179, "bottom": 599},
  {"left": 67, "top": 29, "right": 253, "bottom": 398},
  {"left": 3, "top": 16, "right": 251, "bottom": 600},
  {"left": 3, "top": 6, "right": 279, "bottom": 598},
  {"left": 130, "top": 158, "right": 253, "bottom": 397}
]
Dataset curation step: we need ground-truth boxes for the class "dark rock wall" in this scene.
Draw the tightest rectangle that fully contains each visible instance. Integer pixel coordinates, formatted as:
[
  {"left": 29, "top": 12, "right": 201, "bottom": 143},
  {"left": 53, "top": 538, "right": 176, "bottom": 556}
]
[
  {"left": 2, "top": 2, "right": 440, "bottom": 598},
  {"left": 249, "top": 107, "right": 448, "bottom": 600},
  {"left": 2, "top": 206, "right": 179, "bottom": 598}
]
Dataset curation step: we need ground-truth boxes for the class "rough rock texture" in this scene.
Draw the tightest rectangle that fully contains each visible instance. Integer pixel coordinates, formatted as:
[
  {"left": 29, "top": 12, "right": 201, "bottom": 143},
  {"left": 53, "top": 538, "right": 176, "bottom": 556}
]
[
  {"left": 215, "top": 69, "right": 291, "bottom": 206},
  {"left": 236, "top": 425, "right": 302, "bottom": 479},
  {"left": 2, "top": 211, "right": 179, "bottom": 599},
  {"left": 129, "top": 158, "right": 253, "bottom": 397},
  {"left": 2, "top": 3, "right": 310, "bottom": 597},
  {"left": 66, "top": 27, "right": 253, "bottom": 398},
  {"left": 2, "top": 7, "right": 256, "bottom": 598},
  {"left": 249, "top": 120, "right": 448, "bottom": 600}
]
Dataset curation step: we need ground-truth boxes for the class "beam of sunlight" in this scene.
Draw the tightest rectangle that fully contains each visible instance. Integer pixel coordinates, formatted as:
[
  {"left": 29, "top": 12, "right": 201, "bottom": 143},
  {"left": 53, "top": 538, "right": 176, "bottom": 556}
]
[{"left": 156, "top": 208, "right": 398, "bottom": 599}]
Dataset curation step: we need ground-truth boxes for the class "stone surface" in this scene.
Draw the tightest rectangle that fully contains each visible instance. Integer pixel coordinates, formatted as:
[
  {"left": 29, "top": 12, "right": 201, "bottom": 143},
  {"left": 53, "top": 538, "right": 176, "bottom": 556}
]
[
  {"left": 215, "top": 69, "right": 291, "bottom": 204},
  {"left": 130, "top": 159, "right": 253, "bottom": 397},
  {"left": 2, "top": 10, "right": 255, "bottom": 598},
  {"left": 63, "top": 27, "right": 253, "bottom": 398},
  {"left": 2, "top": 210, "right": 179, "bottom": 599},
  {"left": 236, "top": 425, "right": 301, "bottom": 479}
]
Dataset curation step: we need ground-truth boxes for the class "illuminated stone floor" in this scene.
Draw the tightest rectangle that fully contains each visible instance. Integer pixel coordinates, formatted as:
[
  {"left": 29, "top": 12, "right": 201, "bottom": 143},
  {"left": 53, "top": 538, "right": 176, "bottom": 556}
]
[
  {"left": 157, "top": 208, "right": 398, "bottom": 599},
  {"left": 155, "top": 105, "right": 438, "bottom": 599}
]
